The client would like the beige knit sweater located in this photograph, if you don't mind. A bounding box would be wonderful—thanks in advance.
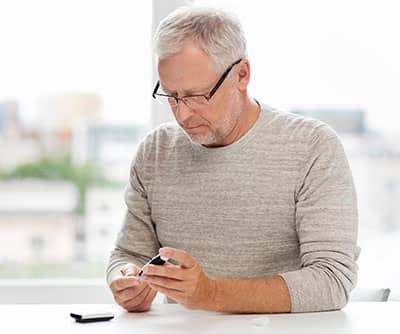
[106,104,360,313]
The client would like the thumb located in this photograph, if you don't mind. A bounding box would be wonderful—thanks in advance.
[120,263,140,276]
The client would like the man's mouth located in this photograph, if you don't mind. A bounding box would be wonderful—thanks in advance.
[183,124,204,130]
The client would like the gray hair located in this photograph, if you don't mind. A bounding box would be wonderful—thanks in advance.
[153,6,247,73]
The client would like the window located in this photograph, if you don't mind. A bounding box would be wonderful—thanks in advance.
[0,0,152,278]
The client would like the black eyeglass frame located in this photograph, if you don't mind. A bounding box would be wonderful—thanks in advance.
[152,58,242,106]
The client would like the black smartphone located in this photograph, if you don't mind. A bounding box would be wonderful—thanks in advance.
[70,312,114,323]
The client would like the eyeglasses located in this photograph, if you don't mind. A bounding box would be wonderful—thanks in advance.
[152,59,242,109]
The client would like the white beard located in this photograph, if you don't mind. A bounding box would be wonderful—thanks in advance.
[185,107,242,146]
[182,91,243,146]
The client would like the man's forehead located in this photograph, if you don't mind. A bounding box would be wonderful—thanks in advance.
[157,45,218,93]
[158,65,217,94]
[160,79,212,94]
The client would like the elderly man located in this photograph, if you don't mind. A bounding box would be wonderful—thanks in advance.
[106,6,359,314]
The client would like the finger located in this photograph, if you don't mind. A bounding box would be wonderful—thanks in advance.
[111,276,143,293]
[118,282,148,304]
[145,276,186,293]
[120,263,141,276]
[148,283,184,302]
[135,288,157,312]
[122,285,151,309]
[159,247,196,269]
[146,289,158,305]
[143,263,184,280]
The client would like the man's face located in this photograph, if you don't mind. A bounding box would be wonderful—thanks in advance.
[157,43,243,147]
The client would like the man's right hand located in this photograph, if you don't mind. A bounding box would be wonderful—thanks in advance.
[109,263,157,312]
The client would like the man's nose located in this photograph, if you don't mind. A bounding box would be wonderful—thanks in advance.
[174,100,194,123]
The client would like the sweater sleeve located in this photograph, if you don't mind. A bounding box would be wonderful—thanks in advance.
[106,141,160,286]
[279,126,360,313]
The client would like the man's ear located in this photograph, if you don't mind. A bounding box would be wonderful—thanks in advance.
[236,59,251,91]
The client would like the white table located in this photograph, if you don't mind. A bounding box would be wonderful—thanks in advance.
[1,302,398,333]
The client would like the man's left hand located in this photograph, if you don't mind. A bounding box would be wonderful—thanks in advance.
[142,247,216,310]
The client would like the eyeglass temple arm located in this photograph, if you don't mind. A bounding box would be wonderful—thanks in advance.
[207,58,242,99]
[152,81,160,99]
